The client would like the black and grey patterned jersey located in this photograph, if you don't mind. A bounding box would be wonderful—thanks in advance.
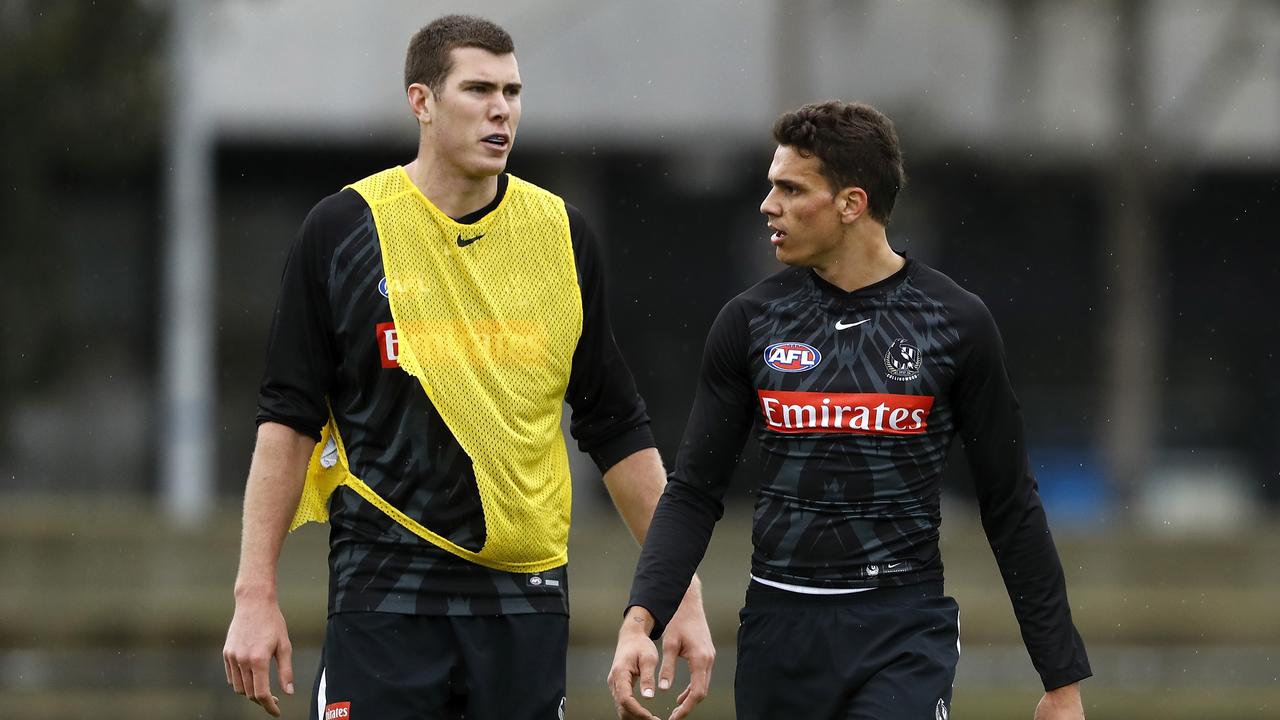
[257,174,654,617]
[628,258,1091,690]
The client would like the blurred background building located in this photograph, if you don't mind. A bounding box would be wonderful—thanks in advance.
[2,0,1278,718]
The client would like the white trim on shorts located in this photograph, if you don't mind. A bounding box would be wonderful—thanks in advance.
[315,668,327,720]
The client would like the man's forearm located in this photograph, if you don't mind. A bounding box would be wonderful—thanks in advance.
[601,446,668,545]
[605,447,706,624]
[234,422,315,599]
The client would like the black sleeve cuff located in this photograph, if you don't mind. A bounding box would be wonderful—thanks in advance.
[1039,662,1093,692]
[587,422,656,473]
[255,410,323,442]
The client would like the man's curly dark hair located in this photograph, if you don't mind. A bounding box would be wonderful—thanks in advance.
[772,101,906,224]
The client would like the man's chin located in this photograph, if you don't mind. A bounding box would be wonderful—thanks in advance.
[774,247,807,268]
[466,153,511,179]
[465,163,508,181]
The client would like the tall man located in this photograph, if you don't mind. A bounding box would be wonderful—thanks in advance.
[609,101,1091,720]
[222,15,712,720]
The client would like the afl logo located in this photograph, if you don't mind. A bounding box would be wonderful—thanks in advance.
[378,277,390,298]
[764,342,822,373]
[885,338,922,381]
[528,575,543,586]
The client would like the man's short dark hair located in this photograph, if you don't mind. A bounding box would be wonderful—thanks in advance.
[405,15,515,92]
[772,101,906,224]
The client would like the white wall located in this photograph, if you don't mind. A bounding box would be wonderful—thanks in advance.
[198,0,1280,161]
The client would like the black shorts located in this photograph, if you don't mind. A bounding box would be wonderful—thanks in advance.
[734,581,959,720]
[310,611,568,720]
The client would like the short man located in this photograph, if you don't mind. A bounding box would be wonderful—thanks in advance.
[222,15,712,720]
[609,101,1091,720]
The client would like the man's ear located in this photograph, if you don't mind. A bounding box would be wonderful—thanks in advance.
[407,83,432,124]
[839,187,869,224]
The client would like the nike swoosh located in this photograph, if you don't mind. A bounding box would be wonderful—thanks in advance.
[456,233,484,247]
[886,562,902,569]
[835,319,870,330]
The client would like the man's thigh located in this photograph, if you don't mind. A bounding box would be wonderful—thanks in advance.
[312,612,460,720]
[734,586,959,720]
[844,596,960,720]
[311,612,568,720]
[450,613,569,720]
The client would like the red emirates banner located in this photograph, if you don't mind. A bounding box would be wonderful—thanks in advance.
[757,390,934,435]
[376,322,399,368]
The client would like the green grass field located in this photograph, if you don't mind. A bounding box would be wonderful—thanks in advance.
[3,497,1278,719]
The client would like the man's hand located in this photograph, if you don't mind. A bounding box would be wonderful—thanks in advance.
[655,580,715,720]
[1034,682,1084,720]
[600,450,715,718]
[223,591,295,717]
[608,607,662,720]
[224,422,312,716]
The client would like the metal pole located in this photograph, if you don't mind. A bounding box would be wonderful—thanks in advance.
[1103,0,1159,516]
[773,0,815,114]
[161,0,215,527]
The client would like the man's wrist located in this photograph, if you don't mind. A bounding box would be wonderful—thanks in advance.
[622,605,656,635]
[1043,682,1082,703]
[233,579,278,603]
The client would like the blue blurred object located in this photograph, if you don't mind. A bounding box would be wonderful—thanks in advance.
[1031,448,1110,529]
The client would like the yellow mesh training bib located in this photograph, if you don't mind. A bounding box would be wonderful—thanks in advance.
[290,168,583,573]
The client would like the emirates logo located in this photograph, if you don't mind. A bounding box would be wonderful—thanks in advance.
[757,390,933,436]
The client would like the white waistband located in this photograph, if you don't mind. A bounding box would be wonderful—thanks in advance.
[750,574,876,595]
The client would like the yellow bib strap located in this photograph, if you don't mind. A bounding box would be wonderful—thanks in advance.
[289,416,350,530]
[291,417,565,572]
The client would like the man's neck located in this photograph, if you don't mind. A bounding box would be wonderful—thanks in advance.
[811,223,905,293]
[403,156,499,220]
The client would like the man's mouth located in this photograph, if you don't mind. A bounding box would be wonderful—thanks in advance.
[769,225,787,244]
[482,134,510,149]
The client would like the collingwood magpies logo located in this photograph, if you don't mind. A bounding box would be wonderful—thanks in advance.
[885,338,923,381]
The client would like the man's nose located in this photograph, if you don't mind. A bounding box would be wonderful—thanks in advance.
[490,95,510,121]
[760,189,779,216]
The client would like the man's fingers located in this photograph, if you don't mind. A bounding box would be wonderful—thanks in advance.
[616,694,660,720]
[667,660,711,720]
[247,660,281,717]
[608,665,658,720]
[228,658,247,695]
[606,666,633,705]
[658,641,677,691]
[668,684,709,720]
[277,641,295,696]
[637,648,659,699]
[687,656,712,698]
